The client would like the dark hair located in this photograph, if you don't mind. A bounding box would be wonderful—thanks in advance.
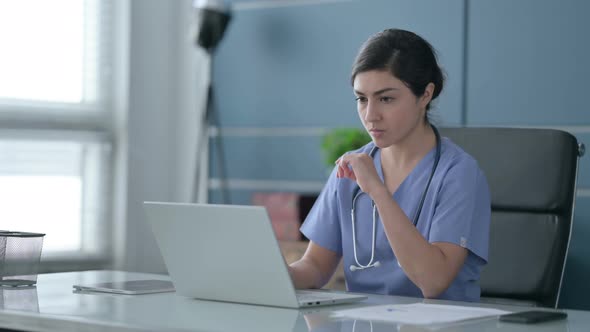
[351,29,445,112]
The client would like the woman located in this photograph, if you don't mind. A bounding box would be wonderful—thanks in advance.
[288,29,490,302]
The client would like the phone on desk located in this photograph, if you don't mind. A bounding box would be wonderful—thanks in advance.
[499,310,568,324]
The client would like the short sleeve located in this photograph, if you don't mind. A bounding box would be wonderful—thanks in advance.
[429,157,491,263]
[300,167,343,255]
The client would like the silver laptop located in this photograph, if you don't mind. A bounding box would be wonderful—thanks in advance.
[143,202,367,308]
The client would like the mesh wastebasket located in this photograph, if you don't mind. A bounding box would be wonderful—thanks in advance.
[0,231,45,287]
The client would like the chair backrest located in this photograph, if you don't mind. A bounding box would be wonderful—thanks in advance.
[440,127,582,308]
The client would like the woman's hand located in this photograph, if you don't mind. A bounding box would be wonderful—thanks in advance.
[336,153,387,198]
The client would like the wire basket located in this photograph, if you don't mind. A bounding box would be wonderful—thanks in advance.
[0,231,45,287]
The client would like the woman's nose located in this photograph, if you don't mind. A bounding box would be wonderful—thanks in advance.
[364,101,380,122]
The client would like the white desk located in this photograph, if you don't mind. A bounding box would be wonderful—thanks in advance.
[0,270,588,332]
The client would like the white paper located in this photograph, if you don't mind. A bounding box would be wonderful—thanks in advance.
[332,303,510,326]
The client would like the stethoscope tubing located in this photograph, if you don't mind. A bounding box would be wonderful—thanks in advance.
[349,124,441,271]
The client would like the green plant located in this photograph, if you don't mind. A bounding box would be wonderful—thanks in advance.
[321,128,371,167]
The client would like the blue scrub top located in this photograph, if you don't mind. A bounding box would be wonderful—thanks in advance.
[300,137,491,302]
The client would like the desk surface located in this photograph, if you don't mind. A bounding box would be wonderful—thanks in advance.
[0,270,588,332]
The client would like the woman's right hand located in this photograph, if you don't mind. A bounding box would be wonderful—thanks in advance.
[336,153,387,198]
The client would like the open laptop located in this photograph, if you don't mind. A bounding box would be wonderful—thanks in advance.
[143,202,367,308]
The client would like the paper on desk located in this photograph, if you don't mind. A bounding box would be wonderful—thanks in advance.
[332,303,509,325]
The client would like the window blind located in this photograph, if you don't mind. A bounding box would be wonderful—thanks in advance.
[0,0,115,265]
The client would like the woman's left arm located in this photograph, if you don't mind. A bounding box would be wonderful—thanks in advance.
[338,153,483,299]
[370,186,468,298]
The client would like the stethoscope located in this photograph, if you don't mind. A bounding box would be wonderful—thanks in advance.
[349,124,441,272]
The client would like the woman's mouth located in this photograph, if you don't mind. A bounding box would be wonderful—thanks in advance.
[369,129,385,138]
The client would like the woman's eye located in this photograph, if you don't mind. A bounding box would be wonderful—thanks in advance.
[355,96,367,103]
[380,96,395,103]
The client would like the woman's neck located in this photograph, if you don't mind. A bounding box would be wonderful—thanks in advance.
[380,123,436,171]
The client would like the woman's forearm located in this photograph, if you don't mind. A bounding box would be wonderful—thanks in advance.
[370,186,466,298]
[289,258,325,289]
[288,241,341,290]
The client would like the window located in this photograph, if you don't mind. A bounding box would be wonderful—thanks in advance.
[0,0,115,266]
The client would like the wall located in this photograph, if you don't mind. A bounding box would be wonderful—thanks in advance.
[466,0,590,311]
[210,0,590,309]
[209,0,465,202]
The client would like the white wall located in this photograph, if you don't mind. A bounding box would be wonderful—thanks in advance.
[113,0,209,273]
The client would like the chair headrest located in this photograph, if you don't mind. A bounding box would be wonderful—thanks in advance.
[440,127,579,213]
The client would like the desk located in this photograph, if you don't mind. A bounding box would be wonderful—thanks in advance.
[0,270,588,332]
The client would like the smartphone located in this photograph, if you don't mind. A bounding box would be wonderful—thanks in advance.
[499,310,568,324]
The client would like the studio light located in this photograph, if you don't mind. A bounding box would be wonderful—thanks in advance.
[193,0,231,53]
[192,0,232,204]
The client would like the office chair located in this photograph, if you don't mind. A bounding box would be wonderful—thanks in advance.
[440,127,585,308]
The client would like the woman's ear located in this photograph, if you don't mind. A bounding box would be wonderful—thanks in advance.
[419,83,435,109]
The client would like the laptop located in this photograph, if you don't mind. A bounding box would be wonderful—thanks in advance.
[143,202,367,308]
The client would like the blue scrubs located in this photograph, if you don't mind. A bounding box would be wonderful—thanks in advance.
[300,137,491,302]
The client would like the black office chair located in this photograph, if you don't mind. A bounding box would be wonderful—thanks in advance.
[440,127,585,308]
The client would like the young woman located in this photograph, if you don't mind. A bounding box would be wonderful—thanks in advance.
[288,29,491,302]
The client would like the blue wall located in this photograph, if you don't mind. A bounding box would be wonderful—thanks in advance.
[210,0,589,310]
[466,0,590,310]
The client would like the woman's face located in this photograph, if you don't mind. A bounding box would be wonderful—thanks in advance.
[353,70,429,149]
